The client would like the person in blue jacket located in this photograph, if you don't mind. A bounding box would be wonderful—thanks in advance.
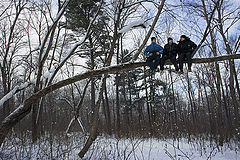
[144,37,164,71]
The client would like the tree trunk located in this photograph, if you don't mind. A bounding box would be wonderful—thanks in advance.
[229,60,240,125]
[89,36,95,111]
[170,71,178,126]
[104,82,111,134]
[144,66,152,127]
[116,39,121,133]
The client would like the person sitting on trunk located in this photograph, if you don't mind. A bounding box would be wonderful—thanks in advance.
[160,37,179,72]
[144,37,163,72]
[178,35,197,73]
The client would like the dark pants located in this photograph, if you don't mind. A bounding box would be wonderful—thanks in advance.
[179,52,192,71]
[160,55,179,71]
[146,53,160,70]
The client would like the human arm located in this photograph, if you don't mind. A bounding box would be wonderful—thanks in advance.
[158,45,164,54]
[144,46,150,57]
[191,41,197,51]
[177,43,182,56]
[162,45,168,57]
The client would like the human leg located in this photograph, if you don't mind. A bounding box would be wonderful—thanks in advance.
[146,56,155,70]
[158,55,164,71]
[186,52,192,71]
[179,53,185,72]
[170,55,179,71]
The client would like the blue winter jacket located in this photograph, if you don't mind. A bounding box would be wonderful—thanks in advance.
[144,42,164,57]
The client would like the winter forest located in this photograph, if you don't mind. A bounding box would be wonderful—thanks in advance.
[0,0,240,159]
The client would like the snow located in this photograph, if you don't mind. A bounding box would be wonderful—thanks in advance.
[0,82,32,108]
[0,32,87,109]
[77,117,86,133]
[38,2,98,85]
[39,0,70,55]
[46,31,89,85]
[2,105,24,123]
[95,75,105,102]
[80,137,239,160]
[118,19,149,34]
[0,92,16,108]
[46,1,100,80]
[0,136,239,159]
[40,40,51,62]
[41,67,56,82]
[66,117,75,134]
[52,0,71,23]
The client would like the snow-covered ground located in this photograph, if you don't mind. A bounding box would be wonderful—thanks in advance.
[0,133,239,160]
[81,137,239,160]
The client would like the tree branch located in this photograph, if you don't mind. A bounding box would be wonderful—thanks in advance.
[133,0,166,60]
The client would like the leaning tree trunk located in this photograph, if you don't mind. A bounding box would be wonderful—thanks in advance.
[0,54,240,146]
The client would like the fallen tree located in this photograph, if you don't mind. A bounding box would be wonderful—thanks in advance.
[0,53,240,145]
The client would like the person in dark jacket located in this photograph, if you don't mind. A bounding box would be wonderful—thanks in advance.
[144,37,164,71]
[178,35,197,72]
[160,37,179,71]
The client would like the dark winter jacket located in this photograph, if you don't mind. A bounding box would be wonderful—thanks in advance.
[163,42,178,57]
[144,42,164,57]
[177,38,197,54]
